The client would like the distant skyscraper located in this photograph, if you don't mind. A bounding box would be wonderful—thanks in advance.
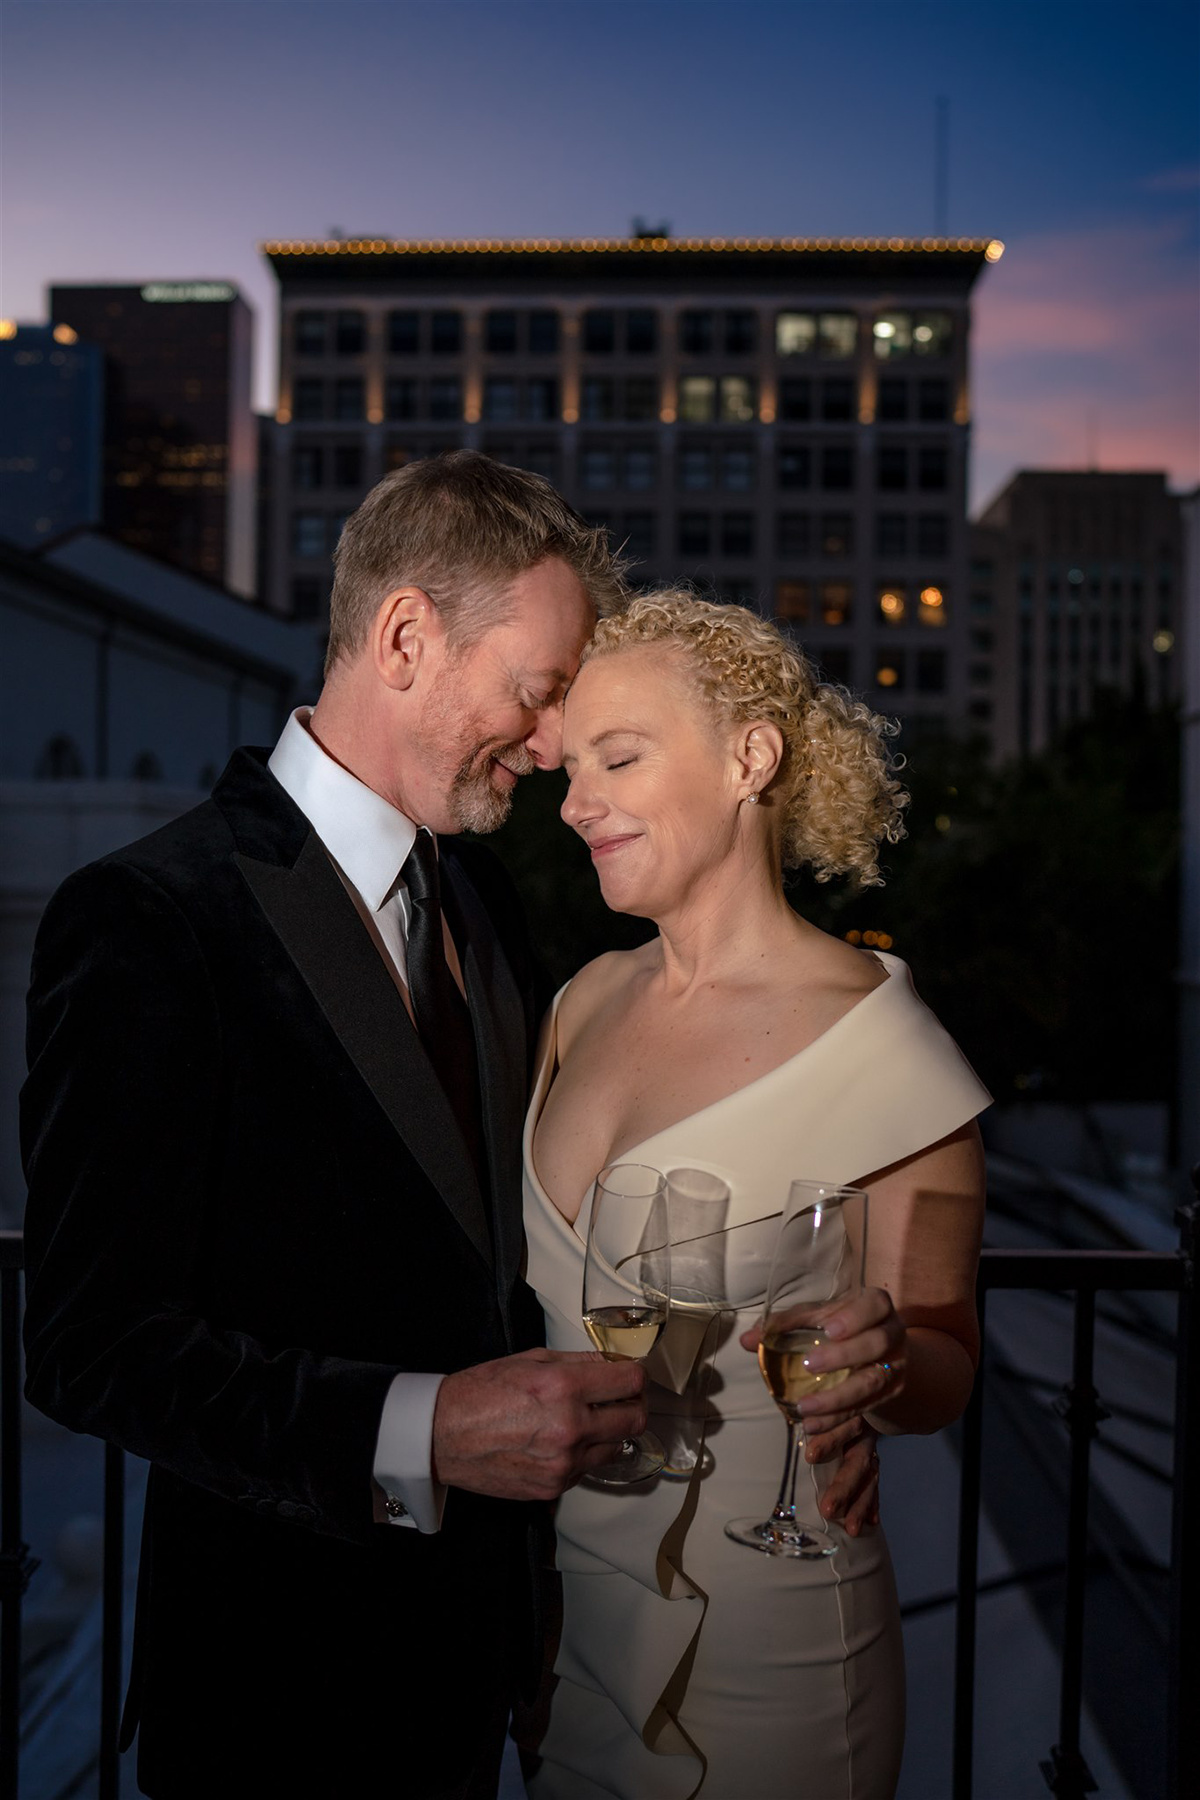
[0,321,103,548]
[48,282,257,597]
[260,233,1002,742]
[970,471,1183,759]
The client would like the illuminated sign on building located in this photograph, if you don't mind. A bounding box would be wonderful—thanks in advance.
[140,283,235,304]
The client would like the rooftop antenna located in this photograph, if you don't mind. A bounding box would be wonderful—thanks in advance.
[934,98,949,236]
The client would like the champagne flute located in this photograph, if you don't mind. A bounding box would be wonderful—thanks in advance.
[725,1179,867,1558]
[582,1163,671,1484]
[659,1168,731,1479]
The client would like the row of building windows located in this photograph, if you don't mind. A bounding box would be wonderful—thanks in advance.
[288,373,956,430]
[292,307,957,363]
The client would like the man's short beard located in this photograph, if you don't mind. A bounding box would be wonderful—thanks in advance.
[446,741,536,833]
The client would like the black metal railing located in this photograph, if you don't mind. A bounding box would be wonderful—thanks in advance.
[2,1210,1196,1800]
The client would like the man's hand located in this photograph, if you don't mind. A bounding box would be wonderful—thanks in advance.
[431,1348,648,1502]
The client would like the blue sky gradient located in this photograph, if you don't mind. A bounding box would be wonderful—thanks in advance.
[4,0,1197,507]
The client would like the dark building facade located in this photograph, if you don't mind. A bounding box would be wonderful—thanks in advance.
[48,282,256,597]
[970,471,1183,759]
[0,321,103,548]
[260,234,1001,740]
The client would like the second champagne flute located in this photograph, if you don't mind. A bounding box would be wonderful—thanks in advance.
[582,1162,671,1484]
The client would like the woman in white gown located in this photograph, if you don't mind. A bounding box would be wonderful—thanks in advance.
[522,592,990,1800]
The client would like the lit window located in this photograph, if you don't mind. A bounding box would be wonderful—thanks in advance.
[388,310,419,355]
[624,377,658,422]
[624,446,656,491]
[821,582,852,626]
[526,377,559,421]
[483,379,519,422]
[817,313,858,359]
[581,448,617,490]
[486,310,517,354]
[679,446,713,490]
[873,313,912,359]
[385,377,418,421]
[879,587,907,625]
[720,377,757,423]
[777,512,811,557]
[776,312,816,357]
[776,580,811,622]
[679,377,716,423]
[584,310,616,354]
[875,655,905,690]
[679,512,712,556]
[582,378,617,422]
[913,312,953,356]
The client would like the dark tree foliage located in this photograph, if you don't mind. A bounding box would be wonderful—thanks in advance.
[484,690,1180,1103]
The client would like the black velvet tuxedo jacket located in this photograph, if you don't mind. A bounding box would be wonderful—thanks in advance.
[21,748,545,1799]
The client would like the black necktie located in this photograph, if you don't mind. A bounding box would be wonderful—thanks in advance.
[401,833,485,1176]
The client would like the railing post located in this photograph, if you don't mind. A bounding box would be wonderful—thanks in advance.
[953,1283,987,1800]
[1,1239,38,1800]
[1041,1289,1103,1797]
[98,1441,126,1800]
[1168,1192,1197,1800]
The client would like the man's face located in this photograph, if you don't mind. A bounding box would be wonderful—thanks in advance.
[412,556,595,834]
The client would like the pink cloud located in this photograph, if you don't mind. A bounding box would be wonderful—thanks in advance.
[971,217,1200,508]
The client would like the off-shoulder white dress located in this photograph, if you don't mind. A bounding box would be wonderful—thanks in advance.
[522,954,991,1800]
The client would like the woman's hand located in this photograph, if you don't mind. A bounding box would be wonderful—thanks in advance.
[739,1284,907,1432]
[806,1418,881,1536]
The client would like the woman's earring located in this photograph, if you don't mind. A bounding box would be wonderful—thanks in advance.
[745,791,759,805]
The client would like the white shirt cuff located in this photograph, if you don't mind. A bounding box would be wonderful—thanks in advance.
[372,1371,447,1533]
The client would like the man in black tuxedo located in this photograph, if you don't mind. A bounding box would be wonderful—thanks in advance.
[21,451,647,1799]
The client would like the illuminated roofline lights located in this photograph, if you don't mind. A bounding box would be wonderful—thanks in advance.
[260,235,1004,258]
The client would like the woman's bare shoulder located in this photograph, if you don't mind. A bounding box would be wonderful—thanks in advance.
[557,943,655,1060]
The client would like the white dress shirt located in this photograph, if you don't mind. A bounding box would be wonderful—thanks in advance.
[269,707,447,1533]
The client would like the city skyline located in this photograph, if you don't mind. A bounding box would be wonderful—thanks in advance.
[3,0,1197,511]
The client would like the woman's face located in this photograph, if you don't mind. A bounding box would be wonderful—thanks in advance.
[560,645,745,917]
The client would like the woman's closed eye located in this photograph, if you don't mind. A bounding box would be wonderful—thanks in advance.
[606,757,638,771]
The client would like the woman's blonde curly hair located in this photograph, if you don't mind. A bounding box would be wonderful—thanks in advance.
[581,590,909,886]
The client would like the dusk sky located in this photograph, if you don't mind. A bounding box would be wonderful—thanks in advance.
[3,0,1197,510]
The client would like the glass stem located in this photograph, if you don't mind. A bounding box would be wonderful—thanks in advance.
[770,1417,801,1526]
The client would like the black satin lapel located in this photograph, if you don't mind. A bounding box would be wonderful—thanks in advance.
[234,834,493,1270]
[442,863,527,1301]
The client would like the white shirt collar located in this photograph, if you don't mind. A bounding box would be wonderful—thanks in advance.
[267,707,424,912]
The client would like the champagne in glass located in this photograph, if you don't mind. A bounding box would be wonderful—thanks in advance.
[726,1180,866,1558]
[582,1163,671,1485]
[658,1167,732,1478]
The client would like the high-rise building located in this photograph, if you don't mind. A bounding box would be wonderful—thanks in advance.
[970,471,1183,760]
[260,234,1002,739]
[48,282,257,597]
[0,321,103,548]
